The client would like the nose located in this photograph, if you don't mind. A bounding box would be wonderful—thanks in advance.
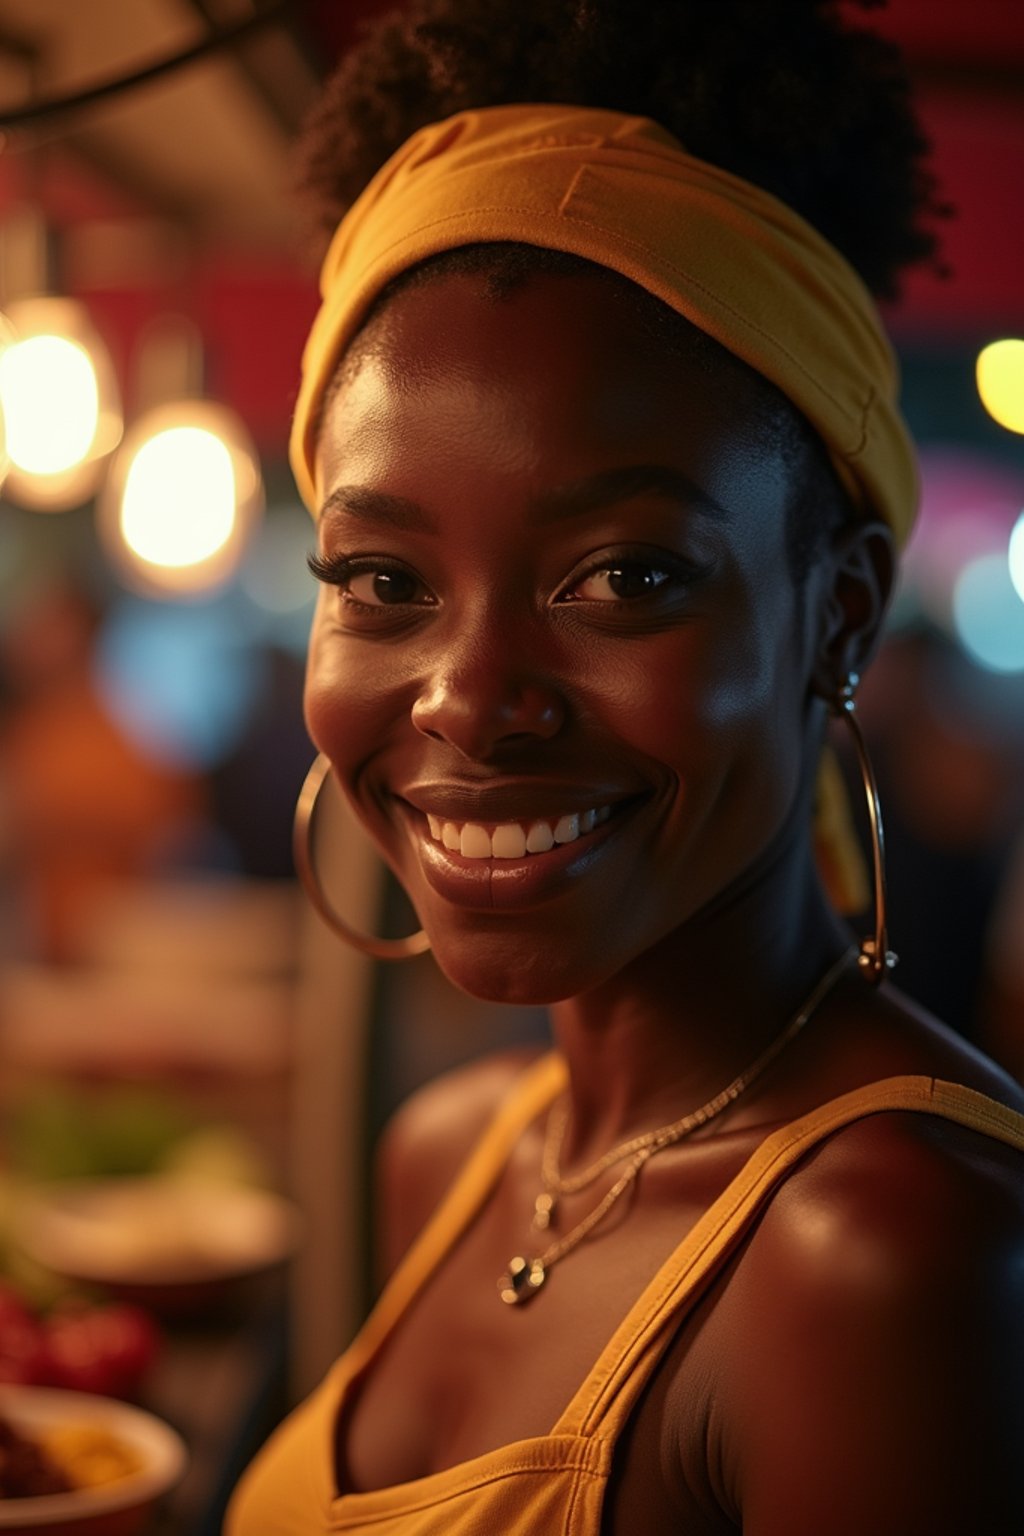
[410,644,566,760]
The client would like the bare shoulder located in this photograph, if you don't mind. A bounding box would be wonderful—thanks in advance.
[710,1095,1024,1533]
[375,1046,548,1275]
[766,1099,1024,1302]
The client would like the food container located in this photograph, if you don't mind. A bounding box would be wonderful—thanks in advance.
[0,1385,186,1535]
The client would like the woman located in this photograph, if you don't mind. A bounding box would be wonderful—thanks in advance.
[227,2,1024,1531]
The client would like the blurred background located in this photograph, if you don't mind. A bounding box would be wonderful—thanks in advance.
[0,1,1021,1529]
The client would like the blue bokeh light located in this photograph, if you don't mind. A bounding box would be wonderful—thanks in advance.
[952,552,1024,674]
[94,594,265,768]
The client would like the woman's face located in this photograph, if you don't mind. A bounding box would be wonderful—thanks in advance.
[307,270,823,1003]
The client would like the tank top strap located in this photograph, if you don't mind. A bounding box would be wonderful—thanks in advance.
[553,1074,1024,1442]
[342,1050,567,1377]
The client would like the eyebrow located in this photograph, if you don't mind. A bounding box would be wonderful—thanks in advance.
[317,464,727,533]
[318,486,437,533]
[532,465,728,524]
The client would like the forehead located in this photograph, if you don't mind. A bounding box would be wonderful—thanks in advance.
[315,269,798,528]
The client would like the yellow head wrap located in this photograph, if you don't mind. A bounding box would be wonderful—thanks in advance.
[292,103,920,912]
[291,102,917,544]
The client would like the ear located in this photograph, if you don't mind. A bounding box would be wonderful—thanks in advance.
[810,519,896,698]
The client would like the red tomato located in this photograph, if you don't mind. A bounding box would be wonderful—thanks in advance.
[43,1302,160,1397]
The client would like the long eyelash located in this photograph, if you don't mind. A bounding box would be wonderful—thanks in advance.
[306,551,433,617]
[307,549,354,585]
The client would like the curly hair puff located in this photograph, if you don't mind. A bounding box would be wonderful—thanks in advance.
[297,0,944,298]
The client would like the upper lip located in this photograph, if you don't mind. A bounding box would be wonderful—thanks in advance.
[398,782,646,823]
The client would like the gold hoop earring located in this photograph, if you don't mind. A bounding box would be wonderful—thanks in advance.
[832,676,896,984]
[293,753,430,962]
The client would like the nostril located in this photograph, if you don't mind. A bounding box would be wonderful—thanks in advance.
[411,678,566,755]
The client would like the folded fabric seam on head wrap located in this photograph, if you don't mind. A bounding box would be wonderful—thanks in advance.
[293,102,921,915]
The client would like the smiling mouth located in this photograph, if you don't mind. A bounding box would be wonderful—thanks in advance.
[423,804,616,860]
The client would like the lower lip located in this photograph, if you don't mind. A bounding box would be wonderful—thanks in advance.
[398,803,640,912]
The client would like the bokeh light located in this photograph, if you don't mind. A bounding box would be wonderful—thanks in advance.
[899,449,1024,631]
[0,334,99,474]
[95,595,264,769]
[100,400,263,598]
[1009,511,1024,605]
[0,297,122,509]
[121,427,236,567]
[952,552,1024,674]
[976,338,1024,435]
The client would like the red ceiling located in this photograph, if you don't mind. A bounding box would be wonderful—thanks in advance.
[13,0,1024,458]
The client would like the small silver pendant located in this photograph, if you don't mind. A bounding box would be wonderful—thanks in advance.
[498,1255,546,1305]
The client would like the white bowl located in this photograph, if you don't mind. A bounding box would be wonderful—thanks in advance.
[19,1177,300,1293]
[0,1385,186,1533]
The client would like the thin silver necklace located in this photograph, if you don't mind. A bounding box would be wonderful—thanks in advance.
[498,948,855,1305]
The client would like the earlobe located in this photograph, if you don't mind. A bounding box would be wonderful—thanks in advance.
[811,519,895,697]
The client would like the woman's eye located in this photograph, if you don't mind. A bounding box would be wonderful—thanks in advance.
[345,567,424,606]
[307,552,433,610]
[566,562,673,603]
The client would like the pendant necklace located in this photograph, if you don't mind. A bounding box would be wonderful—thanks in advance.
[498,947,855,1305]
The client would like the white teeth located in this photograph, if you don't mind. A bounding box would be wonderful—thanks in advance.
[525,821,555,854]
[460,823,492,859]
[492,823,527,859]
[424,804,616,858]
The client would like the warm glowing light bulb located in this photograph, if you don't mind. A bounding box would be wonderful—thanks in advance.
[1009,511,1024,605]
[0,333,99,473]
[101,399,262,597]
[120,427,237,568]
[0,298,121,509]
[976,339,1024,435]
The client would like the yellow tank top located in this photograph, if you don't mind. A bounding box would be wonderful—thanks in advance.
[225,1056,1024,1534]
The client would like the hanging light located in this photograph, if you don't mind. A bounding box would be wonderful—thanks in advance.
[0,204,123,510]
[0,297,123,510]
[98,314,263,597]
[100,397,263,599]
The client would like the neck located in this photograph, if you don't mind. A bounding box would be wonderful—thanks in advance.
[548,837,852,1159]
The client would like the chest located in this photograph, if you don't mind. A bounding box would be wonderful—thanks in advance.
[339,1131,760,1527]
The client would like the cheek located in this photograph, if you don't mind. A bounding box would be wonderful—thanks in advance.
[603,592,807,860]
[607,610,797,770]
[303,601,398,800]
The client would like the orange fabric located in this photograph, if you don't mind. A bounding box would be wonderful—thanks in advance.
[225,1056,1024,1534]
[290,104,917,546]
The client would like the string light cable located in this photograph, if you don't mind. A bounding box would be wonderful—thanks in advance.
[0,1,295,135]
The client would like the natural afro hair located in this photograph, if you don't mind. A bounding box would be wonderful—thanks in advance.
[297,0,944,299]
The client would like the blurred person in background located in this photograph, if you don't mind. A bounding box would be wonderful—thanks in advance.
[0,581,203,963]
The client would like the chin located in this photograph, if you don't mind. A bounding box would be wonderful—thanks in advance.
[426,926,613,1008]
